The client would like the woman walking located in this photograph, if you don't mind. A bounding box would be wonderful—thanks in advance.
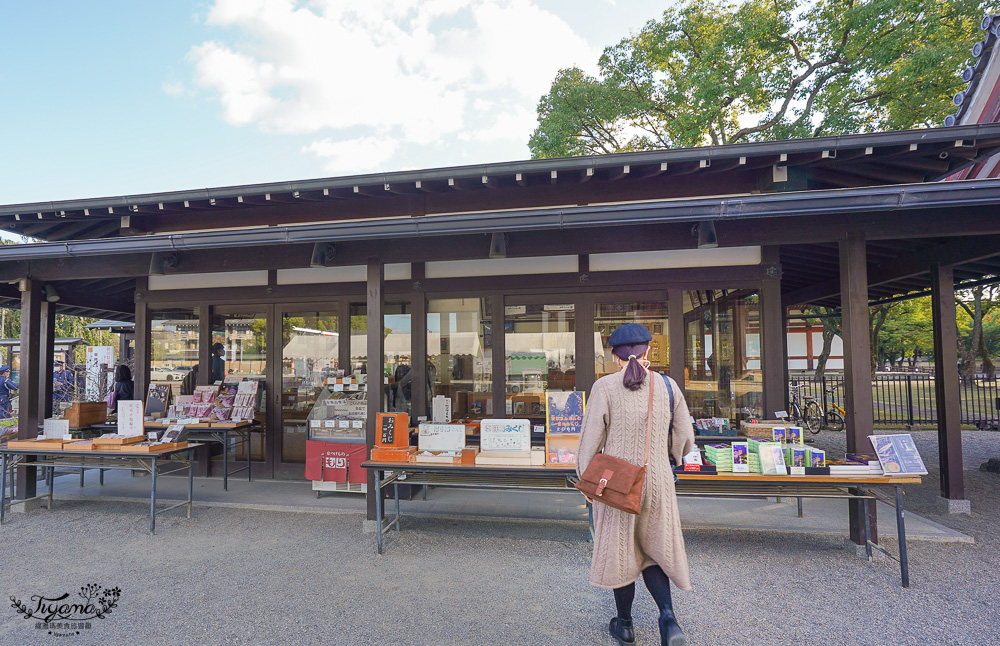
[110,364,134,413]
[577,323,695,645]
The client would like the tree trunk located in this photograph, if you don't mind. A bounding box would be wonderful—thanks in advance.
[870,305,890,379]
[979,331,995,378]
[812,307,841,380]
[962,286,984,378]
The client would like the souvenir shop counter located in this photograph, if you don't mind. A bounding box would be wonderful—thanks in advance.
[0,441,201,534]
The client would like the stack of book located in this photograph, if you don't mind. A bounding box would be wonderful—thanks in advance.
[747,450,761,473]
[704,444,733,472]
[828,460,884,475]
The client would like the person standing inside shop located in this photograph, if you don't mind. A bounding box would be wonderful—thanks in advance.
[0,365,17,419]
[110,364,134,413]
[211,343,226,383]
[577,323,695,646]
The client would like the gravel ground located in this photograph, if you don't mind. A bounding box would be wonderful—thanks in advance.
[0,431,996,646]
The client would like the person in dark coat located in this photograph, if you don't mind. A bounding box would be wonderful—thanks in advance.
[211,343,226,383]
[111,364,134,413]
[0,365,17,419]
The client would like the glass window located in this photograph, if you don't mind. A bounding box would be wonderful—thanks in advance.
[684,290,761,424]
[281,311,339,463]
[151,307,200,402]
[504,303,575,421]
[428,297,492,420]
[595,301,668,380]
[212,311,267,461]
[384,304,412,415]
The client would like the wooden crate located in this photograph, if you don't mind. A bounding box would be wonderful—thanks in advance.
[122,442,189,453]
[7,438,68,450]
[739,420,787,438]
[93,435,144,447]
[370,446,416,462]
[65,402,107,429]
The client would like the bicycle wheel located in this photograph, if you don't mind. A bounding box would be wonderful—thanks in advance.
[803,401,823,434]
[825,410,846,432]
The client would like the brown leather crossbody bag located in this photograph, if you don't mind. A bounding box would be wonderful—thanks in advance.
[574,376,655,515]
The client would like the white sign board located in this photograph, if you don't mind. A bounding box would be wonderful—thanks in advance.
[85,346,115,401]
[479,419,531,452]
[43,418,70,439]
[117,400,145,437]
[418,423,466,452]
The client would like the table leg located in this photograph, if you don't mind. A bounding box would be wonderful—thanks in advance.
[223,431,229,491]
[150,458,158,535]
[79,467,85,487]
[48,465,54,509]
[797,497,803,518]
[1,453,8,525]
[99,469,104,486]
[375,468,384,555]
[862,497,873,561]
[246,431,252,482]
[187,450,194,519]
[394,482,400,531]
[896,485,910,588]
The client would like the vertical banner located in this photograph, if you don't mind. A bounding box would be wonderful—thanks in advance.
[85,346,115,401]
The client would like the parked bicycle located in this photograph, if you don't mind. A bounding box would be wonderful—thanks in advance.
[786,383,822,432]
[785,384,846,434]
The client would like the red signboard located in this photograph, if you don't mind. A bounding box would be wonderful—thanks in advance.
[304,441,367,483]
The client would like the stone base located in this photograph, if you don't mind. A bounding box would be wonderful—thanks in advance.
[8,498,43,514]
[361,519,378,534]
[842,538,888,562]
[936,496,971,515]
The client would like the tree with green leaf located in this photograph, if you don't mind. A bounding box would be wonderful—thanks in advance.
[530,0,986,157]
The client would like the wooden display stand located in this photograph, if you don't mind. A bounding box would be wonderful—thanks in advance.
[544,433,579,466]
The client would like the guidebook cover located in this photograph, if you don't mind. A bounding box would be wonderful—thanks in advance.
[868,434,928,476]
[545,391,585,434]
[731,442,749,472]
[757,442,787,475]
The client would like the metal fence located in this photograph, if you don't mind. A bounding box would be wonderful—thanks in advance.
[789,373,1000,428]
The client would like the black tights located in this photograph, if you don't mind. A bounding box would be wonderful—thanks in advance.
[612,565,673,620]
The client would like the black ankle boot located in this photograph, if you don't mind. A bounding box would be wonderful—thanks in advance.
[608,617,635,645]
[658,608,686,646]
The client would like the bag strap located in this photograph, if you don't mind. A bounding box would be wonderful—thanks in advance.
[643,371,654,467]
[661,373,674,448]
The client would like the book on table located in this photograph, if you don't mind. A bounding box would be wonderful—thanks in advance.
[868,434,927,476]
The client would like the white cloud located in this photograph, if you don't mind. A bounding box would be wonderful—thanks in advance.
[303,136,400,174]
[189,0,596,171]
[162,80,187,97]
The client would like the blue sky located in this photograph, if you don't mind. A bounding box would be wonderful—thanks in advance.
[0,0,669,206]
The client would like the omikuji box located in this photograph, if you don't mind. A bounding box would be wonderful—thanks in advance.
[370,446,417,462]
[376,412,410,448]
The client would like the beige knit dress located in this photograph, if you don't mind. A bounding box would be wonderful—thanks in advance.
[576,371,696,591]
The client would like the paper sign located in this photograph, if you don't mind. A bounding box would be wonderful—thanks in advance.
[334,384,344,392]
[774,410,789,419]
[43,418,70,439]
[338,421,350,429]
[310,420,321,428]
[324,420,337,428]
[351,420,363,429]
[418,423,466,451]
[117,400,146,437]
[479,419,531,452]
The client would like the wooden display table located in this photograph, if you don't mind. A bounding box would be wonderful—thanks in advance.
[0,442,201,533]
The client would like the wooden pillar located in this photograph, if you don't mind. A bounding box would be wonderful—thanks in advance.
[16,279,41,500]
[931,263,964,501]
[38,301,55,419]
[198,305,212,386]
[365,259,384,521]
[133,278,151,398]
[839,232,877,544]
[410,267,428,421]
[668,289,685,390]
[576,293,595,393]
[760,247,786,418]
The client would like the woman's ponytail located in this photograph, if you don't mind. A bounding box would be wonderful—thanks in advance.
[613,344,649,391]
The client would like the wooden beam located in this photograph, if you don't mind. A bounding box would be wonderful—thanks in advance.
[38,301,55,419]
[839,232,876,546]
[783,234,1000,306]
[760,247,786,419]
[931,264,964,501]
[668,288,685,391]
[16,279,41,500]
[365,259,384,522]
[410,266,428,421]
